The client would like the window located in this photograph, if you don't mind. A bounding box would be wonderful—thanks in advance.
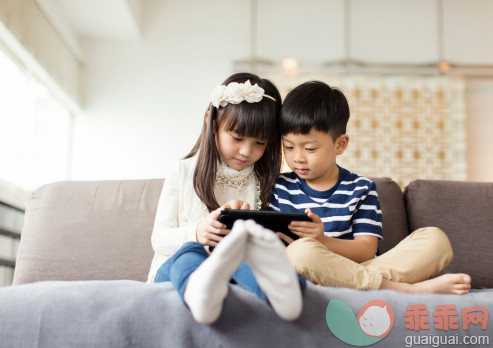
[0,47,73,192]
[0,46,73,286]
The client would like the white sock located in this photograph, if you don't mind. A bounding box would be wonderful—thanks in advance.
[244,219,303,321]
[183,220,248,324]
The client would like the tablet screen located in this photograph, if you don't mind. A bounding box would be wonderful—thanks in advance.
[218,209,311,242]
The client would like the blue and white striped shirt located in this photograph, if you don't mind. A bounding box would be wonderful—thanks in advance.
[269,167,383,241]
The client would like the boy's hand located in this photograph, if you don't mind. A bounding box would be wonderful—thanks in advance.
[288,208,324,241]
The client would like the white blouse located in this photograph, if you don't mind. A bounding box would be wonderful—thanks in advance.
[147,156,260,282]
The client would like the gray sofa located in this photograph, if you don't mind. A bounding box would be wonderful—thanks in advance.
[1,178,492,347]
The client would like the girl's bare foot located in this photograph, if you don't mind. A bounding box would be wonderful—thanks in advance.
[380,273,471,295]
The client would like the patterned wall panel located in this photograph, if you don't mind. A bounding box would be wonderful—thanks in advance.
[269,74,466,188]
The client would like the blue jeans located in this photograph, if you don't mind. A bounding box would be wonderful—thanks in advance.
[155,241,306,303]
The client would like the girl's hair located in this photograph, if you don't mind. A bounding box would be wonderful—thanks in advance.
[185,72,282,211]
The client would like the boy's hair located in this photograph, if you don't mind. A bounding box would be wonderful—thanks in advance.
[185,72,282,211]
[281,81,350,139]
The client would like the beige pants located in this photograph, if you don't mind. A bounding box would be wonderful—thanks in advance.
[285,227,453,290]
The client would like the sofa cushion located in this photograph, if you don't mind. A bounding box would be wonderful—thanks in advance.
[13,179,164,285]
[371,178,409,253]
[2,280,492,346]
[405,179,493,289]
[13,177,407,285]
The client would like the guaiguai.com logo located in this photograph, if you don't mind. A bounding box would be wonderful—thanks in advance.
[326,299,395,346]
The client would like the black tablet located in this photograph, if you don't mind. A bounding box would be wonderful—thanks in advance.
[218,209,311,242]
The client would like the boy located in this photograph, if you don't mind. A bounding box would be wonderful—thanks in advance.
[271,81,471,294]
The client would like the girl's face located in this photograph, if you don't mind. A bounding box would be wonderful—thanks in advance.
[215,125,267,171]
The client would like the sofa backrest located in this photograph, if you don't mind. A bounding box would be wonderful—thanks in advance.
[13,179,164,285]
[371,177,410,254]
[405,179,493,289]
[13,177,408,285]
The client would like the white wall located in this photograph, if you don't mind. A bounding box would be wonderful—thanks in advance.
[73,0,250,180]
[72,0,493,182]
[465,79,493,182]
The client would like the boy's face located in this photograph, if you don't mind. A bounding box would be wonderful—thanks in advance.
[282,128,349,187]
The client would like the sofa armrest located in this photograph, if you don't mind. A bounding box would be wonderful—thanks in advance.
[13,179,164,285]
[405,179,493,289]
[371,177,409,253]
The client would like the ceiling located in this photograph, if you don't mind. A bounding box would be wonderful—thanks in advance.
[40,0,143,40]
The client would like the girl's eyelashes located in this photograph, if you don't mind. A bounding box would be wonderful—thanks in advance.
[306,148,317,152]
[230,133,265,145]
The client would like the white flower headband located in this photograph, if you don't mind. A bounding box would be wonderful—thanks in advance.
[210,80,276,108]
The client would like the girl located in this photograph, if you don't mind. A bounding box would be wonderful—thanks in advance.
[147,73,304,324]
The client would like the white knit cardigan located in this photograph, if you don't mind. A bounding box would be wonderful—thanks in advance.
[147,156,261,282]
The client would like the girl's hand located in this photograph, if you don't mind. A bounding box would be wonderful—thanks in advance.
[276,232,295,245]
[196,207,230,247]
[288,208,325,241]
[222,200,250,210]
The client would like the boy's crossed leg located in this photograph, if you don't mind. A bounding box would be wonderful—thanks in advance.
[365,227,471,294]
[286,229,471,294]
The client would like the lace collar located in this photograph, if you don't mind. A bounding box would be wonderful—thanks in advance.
[195,159,261,221]
[216,160,254,182]
[216,160,261,209]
